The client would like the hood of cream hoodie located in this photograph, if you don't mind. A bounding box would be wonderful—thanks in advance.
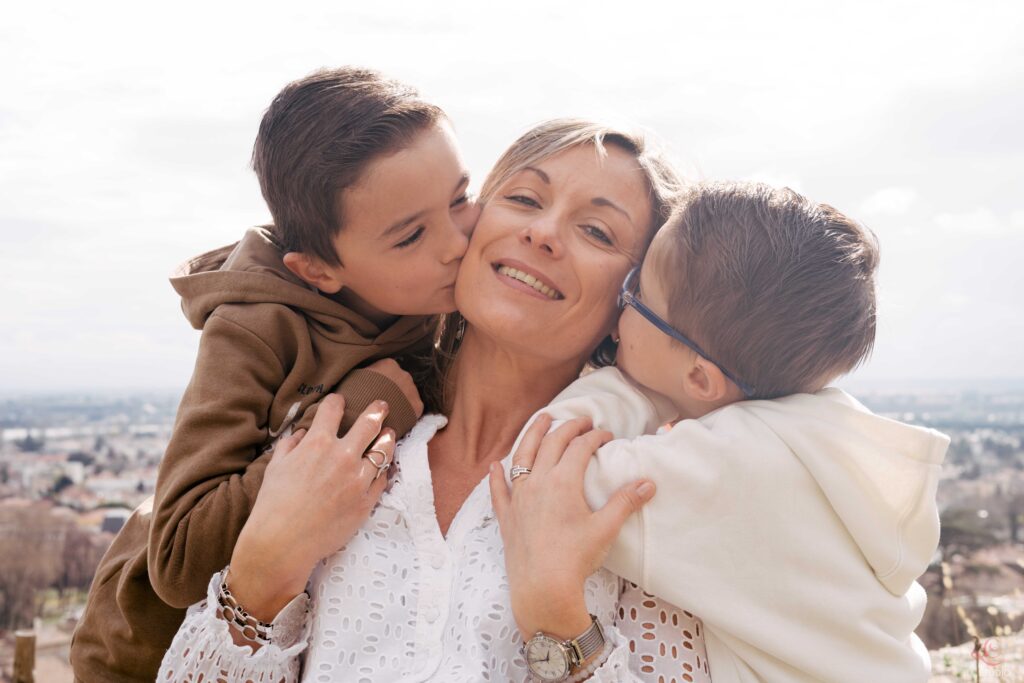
[745,388,948,596]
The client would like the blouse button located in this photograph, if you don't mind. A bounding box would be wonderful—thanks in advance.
[430,555,445,570]
[424,607,440,623]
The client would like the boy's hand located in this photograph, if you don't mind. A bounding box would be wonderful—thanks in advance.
[365,358,424,419]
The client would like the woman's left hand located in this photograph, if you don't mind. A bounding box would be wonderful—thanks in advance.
[488,414,656,640]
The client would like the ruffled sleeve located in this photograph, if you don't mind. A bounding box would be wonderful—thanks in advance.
[157,570,311,683]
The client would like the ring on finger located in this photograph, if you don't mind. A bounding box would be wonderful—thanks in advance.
[364,448,390,469]
[364,448,392,481]
[372,461,391,480]
[509,465,532,482]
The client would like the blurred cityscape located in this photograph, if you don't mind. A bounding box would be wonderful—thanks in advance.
[1,385,1023,680]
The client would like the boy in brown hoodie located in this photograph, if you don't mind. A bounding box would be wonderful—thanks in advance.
[70,67,477,683]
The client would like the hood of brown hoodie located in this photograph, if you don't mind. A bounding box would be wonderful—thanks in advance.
[170,227,435,347]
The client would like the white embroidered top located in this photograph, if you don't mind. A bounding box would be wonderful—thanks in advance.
[158,416,711,682]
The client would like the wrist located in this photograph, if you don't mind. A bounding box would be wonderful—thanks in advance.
[516,591,592,642]
[228,537,311,622]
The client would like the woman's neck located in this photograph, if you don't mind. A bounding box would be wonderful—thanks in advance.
[441,327,585,466]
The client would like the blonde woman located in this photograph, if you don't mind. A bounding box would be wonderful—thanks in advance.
[159,120,712,683]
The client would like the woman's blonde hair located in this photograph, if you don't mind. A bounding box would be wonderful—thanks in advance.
[420,119,684,413]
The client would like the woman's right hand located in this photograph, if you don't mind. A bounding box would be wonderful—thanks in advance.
[227,393,393,621]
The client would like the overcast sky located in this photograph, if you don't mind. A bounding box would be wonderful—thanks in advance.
[1,0,1021,394]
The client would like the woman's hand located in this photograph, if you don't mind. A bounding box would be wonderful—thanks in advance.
[488,414,656,641]
[228,393,393,622]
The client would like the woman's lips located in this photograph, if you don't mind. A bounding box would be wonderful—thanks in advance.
[492,260,564,300]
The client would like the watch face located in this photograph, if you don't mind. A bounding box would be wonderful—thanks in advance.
[526,635,570,681]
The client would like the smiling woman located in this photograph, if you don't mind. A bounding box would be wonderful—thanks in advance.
[155,118,713,682]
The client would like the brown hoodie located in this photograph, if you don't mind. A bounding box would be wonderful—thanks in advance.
[70,228,435,683]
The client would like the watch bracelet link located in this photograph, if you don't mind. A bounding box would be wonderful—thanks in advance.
[568,616,605,666]
[565,641,613,683]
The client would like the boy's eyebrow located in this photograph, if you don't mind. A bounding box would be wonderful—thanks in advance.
[381,174,471,239]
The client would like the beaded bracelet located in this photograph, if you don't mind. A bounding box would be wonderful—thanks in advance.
[218,568,275,645]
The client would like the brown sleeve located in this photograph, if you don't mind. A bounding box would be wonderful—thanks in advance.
[293,367,421,439]
[147,312,284,608]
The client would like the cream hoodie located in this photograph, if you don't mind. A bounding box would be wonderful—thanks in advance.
[530,367,948,683]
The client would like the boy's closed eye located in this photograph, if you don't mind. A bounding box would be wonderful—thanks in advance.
[395,226,426,249]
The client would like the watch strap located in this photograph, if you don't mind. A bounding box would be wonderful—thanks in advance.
[567,616,605,667]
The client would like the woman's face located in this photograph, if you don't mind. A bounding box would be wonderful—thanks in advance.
[455,143,653,365]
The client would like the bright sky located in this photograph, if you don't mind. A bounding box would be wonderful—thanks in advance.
[1,0,1021,393]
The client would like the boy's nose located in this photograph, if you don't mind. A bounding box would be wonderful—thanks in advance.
[441,218,471,265]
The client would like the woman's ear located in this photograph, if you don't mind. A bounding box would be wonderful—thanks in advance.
[681,357,731,403]
[282,252,344,294]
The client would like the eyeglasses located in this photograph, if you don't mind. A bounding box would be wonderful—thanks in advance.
[618,267,757,398]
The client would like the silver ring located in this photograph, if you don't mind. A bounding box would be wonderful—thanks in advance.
[509,465,532,482]
[364,448,391,469]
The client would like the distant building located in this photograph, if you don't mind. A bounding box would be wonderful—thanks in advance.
[100,507,131,534]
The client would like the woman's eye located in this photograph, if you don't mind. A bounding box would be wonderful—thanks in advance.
[395,226,426,249]
[505,194,541,208]
[582,224,613,245]
[451,193,470,208]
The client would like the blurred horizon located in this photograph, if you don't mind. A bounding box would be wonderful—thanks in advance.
[1,0,1021,392]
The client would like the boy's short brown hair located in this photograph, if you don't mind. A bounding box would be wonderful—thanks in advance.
[252,67,444,265]
[657,181,879,399]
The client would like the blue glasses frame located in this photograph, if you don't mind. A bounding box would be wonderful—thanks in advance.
[618,267,757,398]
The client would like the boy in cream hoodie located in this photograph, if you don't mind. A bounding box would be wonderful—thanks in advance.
[531,182,948,682]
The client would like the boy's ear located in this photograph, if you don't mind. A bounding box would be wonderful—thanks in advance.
[282,252,344,294]
[681,358,731,403]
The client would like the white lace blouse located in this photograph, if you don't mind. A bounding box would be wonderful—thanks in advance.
[158,416,712,682]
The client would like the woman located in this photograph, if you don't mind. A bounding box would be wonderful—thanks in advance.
[159,120,712,682]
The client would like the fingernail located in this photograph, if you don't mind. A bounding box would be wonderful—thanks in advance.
[636,482,656,500]
[376,400,389,413]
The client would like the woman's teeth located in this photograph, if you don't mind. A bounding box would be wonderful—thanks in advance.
[496,265,562,300]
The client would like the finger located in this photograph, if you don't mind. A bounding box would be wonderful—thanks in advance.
[488,462,511,527]
[273,428,306,458]
[308,393,346,440]
[338,400,389,460]
[509,413,553,475]
[593,479,657,543]
[360,428,395,492]
[532,416,593,475]
[365,459,389,503]
[562,429,613,481]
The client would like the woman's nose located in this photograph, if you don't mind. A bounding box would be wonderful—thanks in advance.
[519,214,563,257]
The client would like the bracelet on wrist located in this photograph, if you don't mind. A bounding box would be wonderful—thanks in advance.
[217,567,276,645]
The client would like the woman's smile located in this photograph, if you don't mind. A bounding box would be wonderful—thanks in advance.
[493,259,565,300]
